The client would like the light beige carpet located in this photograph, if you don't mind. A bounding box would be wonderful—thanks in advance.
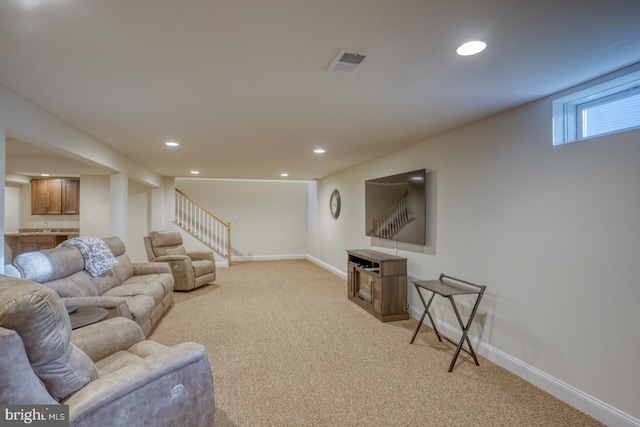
[149,259,602,426]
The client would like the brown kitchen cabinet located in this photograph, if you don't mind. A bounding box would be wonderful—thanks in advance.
[31,179,80,215]
[62,179,80,214]
[18,235,67,254]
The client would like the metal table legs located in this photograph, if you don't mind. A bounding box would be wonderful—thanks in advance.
[410,275,486,372]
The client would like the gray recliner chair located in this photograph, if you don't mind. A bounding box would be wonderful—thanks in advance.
[144,230,216,291]
[0,275,215,426]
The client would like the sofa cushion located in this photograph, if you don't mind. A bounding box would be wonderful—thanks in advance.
[193,259,215,276]
[0,279,98,401]
[13,246,85,283]
[0,328,58,404]
[148,231,188,257]
[94,340,168,376]
[102,236,127,257]
[153,272,174,295]
[106,294,156,327]
[110,254,135,285]
[98,236,136,290]
[34,344,98,401]
[104,280,167,306]
[43,271,101,298]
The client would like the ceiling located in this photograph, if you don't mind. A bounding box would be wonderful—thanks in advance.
[2,0,640,181]
[5,137,113,179]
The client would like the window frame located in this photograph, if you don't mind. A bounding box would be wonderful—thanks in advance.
[552,70,640,146]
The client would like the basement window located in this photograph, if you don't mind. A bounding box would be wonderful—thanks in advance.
[552,70,640,145]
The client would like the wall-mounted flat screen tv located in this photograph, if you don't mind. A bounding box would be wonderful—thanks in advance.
[365,169,427,245]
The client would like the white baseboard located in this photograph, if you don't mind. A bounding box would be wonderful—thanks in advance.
[306,255,347,280]
[221,254,343,272]
[230,254,307,262]
[407,305,640,427]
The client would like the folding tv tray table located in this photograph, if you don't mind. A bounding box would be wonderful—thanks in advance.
[410,274,486,372]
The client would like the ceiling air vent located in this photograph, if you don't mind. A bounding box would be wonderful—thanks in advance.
[328,49,367,74]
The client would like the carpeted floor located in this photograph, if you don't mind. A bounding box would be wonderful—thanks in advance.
[149,259,602,426]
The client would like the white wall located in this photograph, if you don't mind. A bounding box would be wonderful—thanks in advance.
[4,183,20,232]
[80,175,154,262]
[127,179,152,262]
[176,178,310,260]
[79,175,111,238]
[310,69,640,424]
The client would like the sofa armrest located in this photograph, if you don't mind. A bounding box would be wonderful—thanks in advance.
[62,296,132,320]
[71,317,145,362]
[153,257,196,291]
[65,342,215,427]
[187,251,215,262]
[151,254,190,262]
[132,261,172,275]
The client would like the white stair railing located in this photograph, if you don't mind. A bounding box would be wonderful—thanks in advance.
[175,189,231,264]
[370,192,414,240]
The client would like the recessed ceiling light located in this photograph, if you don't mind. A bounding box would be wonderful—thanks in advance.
[165,141,179,147]
[40,173,50,177]
[314,148,326,154]
[456,40,487,56]
[280,173,289,177]
[190,170,199,175]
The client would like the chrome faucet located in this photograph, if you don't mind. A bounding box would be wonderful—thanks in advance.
[43,221,50,233]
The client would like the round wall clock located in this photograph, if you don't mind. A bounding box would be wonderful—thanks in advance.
[330,189,341,219]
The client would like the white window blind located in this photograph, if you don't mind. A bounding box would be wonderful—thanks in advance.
[578,89,640,139]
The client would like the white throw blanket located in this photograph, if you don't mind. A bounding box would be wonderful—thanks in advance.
[59,237,119,277]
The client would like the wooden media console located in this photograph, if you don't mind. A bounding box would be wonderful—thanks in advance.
[346,249,408,322]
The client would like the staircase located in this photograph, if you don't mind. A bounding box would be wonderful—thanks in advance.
[174,189,231,264]
[369,191,414,240]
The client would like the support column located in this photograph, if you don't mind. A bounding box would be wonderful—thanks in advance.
[110,173,128,244]
[150,176,175,231]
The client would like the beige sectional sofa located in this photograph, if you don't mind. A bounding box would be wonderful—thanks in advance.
[9,236,174,337]
[0,275,215,426]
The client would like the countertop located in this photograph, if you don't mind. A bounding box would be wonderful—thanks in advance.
[5,229,80,237]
